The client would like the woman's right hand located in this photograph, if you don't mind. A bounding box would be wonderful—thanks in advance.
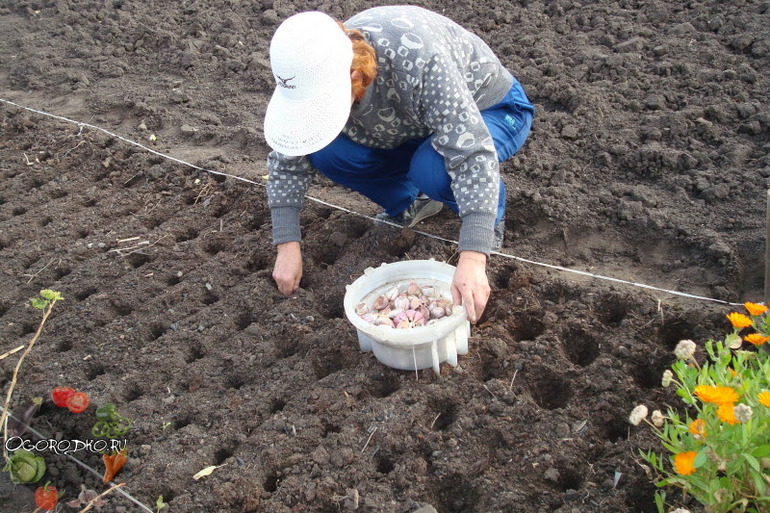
[273,241,303,295]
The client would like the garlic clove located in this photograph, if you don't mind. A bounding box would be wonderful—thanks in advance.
[374,315,394,327]
[373,295,389,310]
[406,282,423,296]
[429,306,445,319]
[394,295,410,311]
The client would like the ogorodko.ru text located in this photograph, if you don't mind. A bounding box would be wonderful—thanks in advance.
[5,437,127,455]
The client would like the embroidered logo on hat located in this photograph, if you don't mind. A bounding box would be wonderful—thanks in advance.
[276,75,296,89]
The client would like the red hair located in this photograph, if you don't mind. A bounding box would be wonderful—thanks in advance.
[338,22,377,102]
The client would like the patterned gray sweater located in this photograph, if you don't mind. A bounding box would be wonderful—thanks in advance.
[267,5,514,254]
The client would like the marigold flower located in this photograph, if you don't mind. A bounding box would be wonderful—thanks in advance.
[694,385,739,405]
[744,333,770,346]
[726,312,752,329]
[674,339,696,360]
[661,370,674,387]
[688,418,707,437]
[673,451,697,475]
[628,404,648,426]
[717,403,739,425]
[744,302,768,316]
[733,404,753,423]
[758,391,770,407]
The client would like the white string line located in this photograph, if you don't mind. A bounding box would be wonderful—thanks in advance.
[1,97,746,307]
[1,405,154,512]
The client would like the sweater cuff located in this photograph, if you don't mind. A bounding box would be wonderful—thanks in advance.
[458,211,496,255]
[270,206,302,246]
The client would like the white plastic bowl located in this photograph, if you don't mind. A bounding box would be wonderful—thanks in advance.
[343,260,471,374]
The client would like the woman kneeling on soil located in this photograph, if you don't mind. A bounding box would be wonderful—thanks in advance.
[263,6,534,323]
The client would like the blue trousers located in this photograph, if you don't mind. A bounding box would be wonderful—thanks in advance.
[308,81,534,225]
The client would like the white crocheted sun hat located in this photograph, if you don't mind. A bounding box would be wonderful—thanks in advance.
[264,11,354,157]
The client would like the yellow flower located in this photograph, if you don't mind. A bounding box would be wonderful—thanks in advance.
[759,391,770,407]
[688,418,707,437]
[744,302,768,316]
[744,333,770,346]
[673,451,698,475]
[694,385,739,405]
[717,403,739,425]
[726,312,752,329]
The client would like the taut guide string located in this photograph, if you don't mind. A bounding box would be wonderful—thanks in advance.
[0,97,748,307]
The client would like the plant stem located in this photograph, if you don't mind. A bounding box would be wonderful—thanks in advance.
[0,299,58,459]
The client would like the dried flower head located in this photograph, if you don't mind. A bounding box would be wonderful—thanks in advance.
[744,333,770,346]
[716,403,739,425]
[674,339,696,360]
[651,410,665,427]
[661,370,673,387]
[733,403,753,423]
[694,385,739,405]
[673,451,697,475]
[726,312,753,329]
[628,404,648,426]
[670,509,692,513]
[759,391,770,408]
[688,418,707,438]
[743,302,768,317]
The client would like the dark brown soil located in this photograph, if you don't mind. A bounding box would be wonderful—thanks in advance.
[1,1,768,512]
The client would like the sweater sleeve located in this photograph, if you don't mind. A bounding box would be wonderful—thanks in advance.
[416,53,500,255]
[266,151,314,245]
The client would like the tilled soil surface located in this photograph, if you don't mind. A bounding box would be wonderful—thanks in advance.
[1,1,768,512]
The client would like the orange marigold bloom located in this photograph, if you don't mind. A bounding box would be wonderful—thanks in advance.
[717,403,739,425]
[726,312,752,329]
[759,391,770,408]
[673,451,698,475]
[744,302,768,317]
[744,333,770,346]
[694,385,739,405]
[688,418,707,437]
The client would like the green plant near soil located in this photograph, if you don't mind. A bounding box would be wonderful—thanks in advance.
[630,302,770,513]
[1,290,63,482]
[92,403,131,438]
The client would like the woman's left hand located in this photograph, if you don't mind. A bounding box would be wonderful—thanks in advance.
[451,251,491,324]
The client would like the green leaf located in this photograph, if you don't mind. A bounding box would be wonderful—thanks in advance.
[30,297,47,310]
[743,453,761,473]
[751,445,770,458]
[654,491,666,513]
[39,289,63,301]
[694,449,709,468]
[750,473,766,498]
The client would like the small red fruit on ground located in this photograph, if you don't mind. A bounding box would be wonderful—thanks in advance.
[66,392,90,413]
[51,386,75,407]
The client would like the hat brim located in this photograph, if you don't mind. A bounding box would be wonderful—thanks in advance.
[264,79,352,157]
